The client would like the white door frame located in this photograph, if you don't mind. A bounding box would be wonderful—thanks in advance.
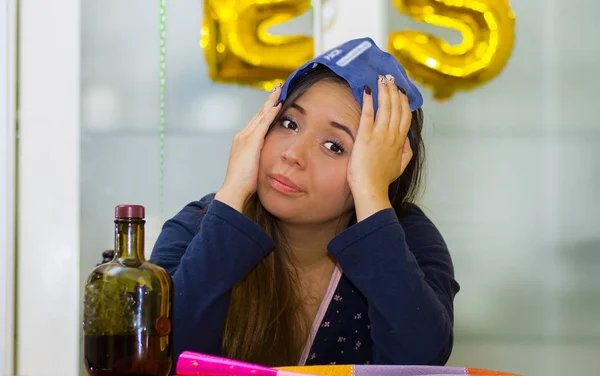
[17,0,81,375]
[1,0,17,374]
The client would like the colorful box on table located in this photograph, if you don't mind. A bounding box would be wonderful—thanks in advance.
[176,351,521,376]
[279,364,520,376]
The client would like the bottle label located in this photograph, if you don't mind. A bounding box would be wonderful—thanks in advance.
[155,316,172,336]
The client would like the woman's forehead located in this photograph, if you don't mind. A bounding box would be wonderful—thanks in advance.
[295,81,361,119]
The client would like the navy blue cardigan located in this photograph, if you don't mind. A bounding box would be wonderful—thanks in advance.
[149,194,459,366]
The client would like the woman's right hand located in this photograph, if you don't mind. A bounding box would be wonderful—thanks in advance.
[214,84,283,213]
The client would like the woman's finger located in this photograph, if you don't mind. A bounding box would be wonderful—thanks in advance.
[357,85,375,137]
[243,83,283,134]
[385,75,402,136]
[374,75,391,132]
[255,100,282,138]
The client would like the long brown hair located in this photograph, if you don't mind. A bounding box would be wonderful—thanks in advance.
[221,66,426,366]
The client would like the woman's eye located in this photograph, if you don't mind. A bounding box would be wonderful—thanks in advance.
[281,119,298,131]
[324,141,345,154]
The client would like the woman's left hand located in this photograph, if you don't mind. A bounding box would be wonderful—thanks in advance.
[347,74,413,220]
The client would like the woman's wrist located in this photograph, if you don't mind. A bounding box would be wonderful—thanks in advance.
[350,184,392,222]
[214,187,248,214]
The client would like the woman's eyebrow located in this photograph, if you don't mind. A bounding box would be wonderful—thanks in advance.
[291,103,355,141]
[330,121,355,142]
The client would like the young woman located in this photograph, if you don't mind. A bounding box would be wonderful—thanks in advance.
[150,37,460,368]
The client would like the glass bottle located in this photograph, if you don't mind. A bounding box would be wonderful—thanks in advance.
[97,250,115,266]
[83,205,173,376]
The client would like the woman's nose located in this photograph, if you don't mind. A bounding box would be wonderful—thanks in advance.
[281,140,308,169]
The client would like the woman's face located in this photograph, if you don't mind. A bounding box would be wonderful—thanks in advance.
[257,79,361,226]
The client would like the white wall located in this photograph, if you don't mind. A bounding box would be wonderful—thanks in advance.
[1,0,17,374]
[17,0,81,375]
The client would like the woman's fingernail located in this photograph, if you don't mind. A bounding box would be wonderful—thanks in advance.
[386,74,395,82]
[273,100,282,107]
[378,75,386,84]
[271,83,282,92]
[364,85,372,95]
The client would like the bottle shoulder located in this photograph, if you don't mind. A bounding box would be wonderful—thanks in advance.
[85,261,171,292]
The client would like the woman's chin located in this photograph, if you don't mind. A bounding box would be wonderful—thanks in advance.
[258,190,302,221]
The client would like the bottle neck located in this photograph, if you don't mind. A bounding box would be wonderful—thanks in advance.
[114,219,146,263]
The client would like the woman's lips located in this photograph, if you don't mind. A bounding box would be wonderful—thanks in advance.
[268,175,303,194]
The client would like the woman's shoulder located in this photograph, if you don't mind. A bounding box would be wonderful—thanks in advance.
[397,203,436,226]
[165,193,217,232]
[197,193,216,208]
[397,203,447,244]
[178,193,216,212]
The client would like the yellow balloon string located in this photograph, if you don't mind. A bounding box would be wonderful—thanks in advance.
[159,0,166,218]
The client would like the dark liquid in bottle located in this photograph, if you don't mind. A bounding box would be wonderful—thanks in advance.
[84,334,171,376]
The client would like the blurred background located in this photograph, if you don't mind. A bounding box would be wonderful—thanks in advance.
[1,0,599,375]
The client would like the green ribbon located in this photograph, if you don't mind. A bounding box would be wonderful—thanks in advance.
[159,0,166,218]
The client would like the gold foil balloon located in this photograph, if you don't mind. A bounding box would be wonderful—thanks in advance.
[388,0,516,100]
[201,0,313,91]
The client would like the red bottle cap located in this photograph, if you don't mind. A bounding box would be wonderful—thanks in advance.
[115,205,145,219]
